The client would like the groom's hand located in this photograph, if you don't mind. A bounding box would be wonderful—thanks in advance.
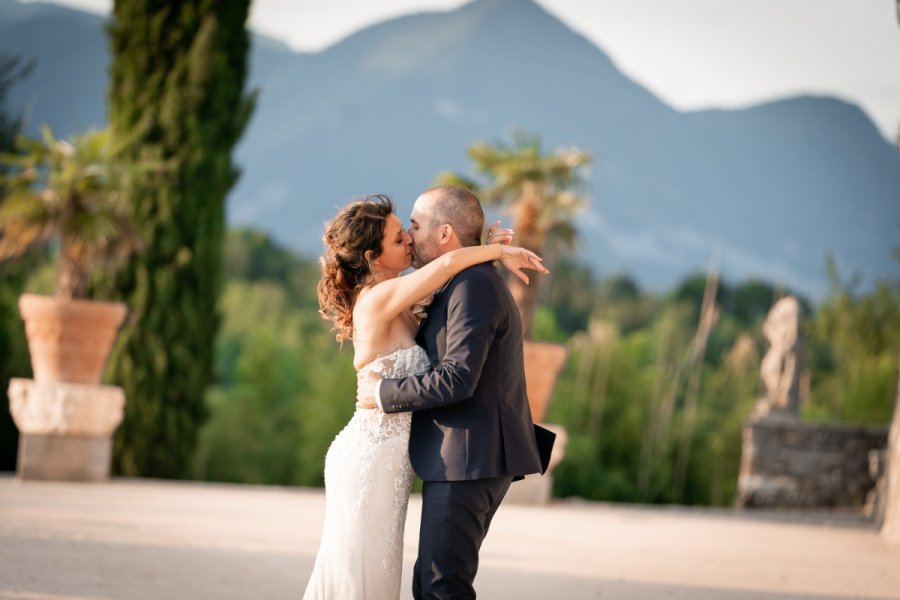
[356,369,382,410]
[486,220,514,245]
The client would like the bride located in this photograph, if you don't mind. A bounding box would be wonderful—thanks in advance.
[303,194,545,599]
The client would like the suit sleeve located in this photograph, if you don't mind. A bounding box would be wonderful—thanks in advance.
[379,269,500,413]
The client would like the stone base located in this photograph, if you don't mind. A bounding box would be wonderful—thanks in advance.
[17,433,113,481]
[8,378,125,436]
[736,415,888,510]
[8,378,125,483]
[505,472,555,505]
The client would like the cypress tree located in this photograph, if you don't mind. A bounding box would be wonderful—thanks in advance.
[106,1,255,477]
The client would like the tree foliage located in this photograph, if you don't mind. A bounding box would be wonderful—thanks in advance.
[544,261,896,506]
[802,258,900,425]
[105,0,255,478]
[194,229,355,486]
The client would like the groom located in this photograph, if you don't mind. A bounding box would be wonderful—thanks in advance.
[357,185,554,599]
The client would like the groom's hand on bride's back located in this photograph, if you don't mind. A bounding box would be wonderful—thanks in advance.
[356,369,382,410]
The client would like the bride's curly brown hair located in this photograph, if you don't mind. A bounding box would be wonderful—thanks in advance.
[317,194,395,342]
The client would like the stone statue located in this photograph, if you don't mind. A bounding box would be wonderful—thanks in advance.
[755,296,803,417]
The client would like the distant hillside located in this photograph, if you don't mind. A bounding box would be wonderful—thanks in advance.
[2,0,898,299]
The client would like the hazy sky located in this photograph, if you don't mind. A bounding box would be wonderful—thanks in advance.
[29,0,900,142]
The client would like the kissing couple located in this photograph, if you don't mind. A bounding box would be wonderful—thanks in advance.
[304,186,556,599]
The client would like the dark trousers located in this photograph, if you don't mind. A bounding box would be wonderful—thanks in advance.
[412,476,513,600]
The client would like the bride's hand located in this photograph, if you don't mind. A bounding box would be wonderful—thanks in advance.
[486,220,514,245]
[497,246,549,284]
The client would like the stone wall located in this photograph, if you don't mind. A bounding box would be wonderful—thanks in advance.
[736,415,888,509]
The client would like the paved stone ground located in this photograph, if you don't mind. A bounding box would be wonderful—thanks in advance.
[0,475,898,600]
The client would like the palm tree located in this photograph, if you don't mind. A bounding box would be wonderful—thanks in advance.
[437,131,591,338]
[0,127,140,299]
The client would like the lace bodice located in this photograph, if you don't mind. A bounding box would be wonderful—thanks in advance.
[359,344,430,379]
[352,344,430,442]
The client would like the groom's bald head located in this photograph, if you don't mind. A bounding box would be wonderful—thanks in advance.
[417,186,484,248]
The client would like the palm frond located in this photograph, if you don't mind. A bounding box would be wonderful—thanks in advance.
[0,126,143,297]
[433,170,480,191]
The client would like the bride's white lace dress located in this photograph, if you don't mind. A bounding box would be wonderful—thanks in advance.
[303,345,430,600]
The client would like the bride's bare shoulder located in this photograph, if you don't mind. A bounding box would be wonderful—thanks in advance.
[353,281,384,315]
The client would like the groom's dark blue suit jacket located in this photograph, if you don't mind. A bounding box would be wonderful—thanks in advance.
[379,262,548,482]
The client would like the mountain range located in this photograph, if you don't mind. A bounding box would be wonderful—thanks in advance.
[2,0,898,300]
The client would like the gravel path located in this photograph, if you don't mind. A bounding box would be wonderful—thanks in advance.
[0,476,897,599]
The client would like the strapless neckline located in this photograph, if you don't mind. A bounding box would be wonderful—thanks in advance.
[359,344,423,372]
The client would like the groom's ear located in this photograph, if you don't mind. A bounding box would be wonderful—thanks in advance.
[439,224,455,244]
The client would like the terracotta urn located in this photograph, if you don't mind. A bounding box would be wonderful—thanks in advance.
[523,340,568,422]
[18,293,128,385]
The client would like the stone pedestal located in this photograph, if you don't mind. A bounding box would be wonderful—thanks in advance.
[17,434,114,481]
[8,378,125,481]
[505,423,568,505]
[735,414,887,510]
